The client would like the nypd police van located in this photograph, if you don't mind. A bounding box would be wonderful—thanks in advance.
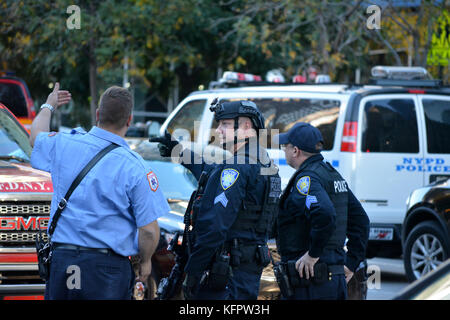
[159,66,450,259]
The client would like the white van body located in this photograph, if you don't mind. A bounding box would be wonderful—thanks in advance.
[160,79,450,258]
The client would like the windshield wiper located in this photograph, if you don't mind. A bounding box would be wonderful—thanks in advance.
[0,155,28,163]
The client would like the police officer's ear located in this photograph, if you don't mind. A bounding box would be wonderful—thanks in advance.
[126,114,133,128]
[292,146,302,158]
[239,117,255,135]
[95,108,100,125]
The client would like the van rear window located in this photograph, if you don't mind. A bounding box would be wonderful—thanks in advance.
[361,98,419,153]
[423,99,450,154]
[220,98,341,150]
[0,83,28,117]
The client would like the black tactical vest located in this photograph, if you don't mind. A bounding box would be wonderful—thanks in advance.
[308,160,349,251]
[277,158,348,260]
[231,167,281,236]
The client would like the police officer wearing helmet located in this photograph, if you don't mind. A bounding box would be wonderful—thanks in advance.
[152,99,281,300]
[274,122,369,300]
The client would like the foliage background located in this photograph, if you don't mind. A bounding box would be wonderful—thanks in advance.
[1,0,449,128]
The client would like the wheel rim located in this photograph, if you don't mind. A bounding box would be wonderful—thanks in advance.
[410,233,445,280]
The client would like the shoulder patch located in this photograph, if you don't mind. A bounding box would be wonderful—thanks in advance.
[221,168,239,190]
[147,171,159,192]
[48,132,58,137]
[296,176,311,195]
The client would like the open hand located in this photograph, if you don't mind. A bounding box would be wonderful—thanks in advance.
[45,82,71,109]
[295,251,319,280]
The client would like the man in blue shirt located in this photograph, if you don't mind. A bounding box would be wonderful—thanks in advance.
[30,83,169,299]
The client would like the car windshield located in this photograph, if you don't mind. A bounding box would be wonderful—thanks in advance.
[0,109,31,162]
[144,160,197,200]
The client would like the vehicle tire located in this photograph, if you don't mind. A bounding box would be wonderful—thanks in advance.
[403,220,449,282]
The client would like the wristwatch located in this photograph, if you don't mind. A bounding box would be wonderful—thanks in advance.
[40,103,55,112]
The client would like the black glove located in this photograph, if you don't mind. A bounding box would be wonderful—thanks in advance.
[149,130,180,157]
[182,273,201,300]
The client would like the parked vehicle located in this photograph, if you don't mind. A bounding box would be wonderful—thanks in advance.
[402,178,450,282]
[394,258,450,300]
[159,66,450,260]
[0,77,35,131]
[0,103,50,300]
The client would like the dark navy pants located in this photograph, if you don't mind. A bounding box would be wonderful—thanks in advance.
[284,274,347,300]
[193,268,262,300]
[44,247,135,300]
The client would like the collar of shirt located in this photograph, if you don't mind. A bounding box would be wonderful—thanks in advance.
[88,126,130,149]
[233,136,270,164]
[297,153,324,173]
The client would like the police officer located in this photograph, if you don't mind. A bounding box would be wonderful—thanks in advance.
[152,100,281,300]
[275,122,369,300]
[30,84,169,299]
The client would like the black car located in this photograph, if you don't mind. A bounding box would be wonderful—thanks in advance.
[402,178,450,282]
[394,258,450,300]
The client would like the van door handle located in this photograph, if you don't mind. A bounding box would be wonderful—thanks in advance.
[360,199,388,206]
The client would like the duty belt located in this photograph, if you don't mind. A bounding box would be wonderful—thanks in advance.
[286,261,345,288]
[53,243,119,256]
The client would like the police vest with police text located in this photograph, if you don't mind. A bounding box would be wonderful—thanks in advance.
[277,159,348,259]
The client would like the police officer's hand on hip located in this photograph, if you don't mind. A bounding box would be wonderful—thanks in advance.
[274,122,370,300]
[296,251,319,280]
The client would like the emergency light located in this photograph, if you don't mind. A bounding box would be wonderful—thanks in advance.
[371,66,430,80]
[220,71,262,83]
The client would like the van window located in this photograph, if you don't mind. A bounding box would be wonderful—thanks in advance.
[423,99,450,154]
[361,99,419,153]
[0,83,28,117]
[217,98,341,150]
[167,99,206,141]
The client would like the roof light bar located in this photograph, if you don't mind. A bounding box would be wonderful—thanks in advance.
[265,70,285,83]
[292,75,307,83]
[371,66,430,80]
[220,71,262,83]
[315,74,331,83]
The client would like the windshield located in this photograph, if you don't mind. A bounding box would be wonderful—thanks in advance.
[145,160,197,200]
[215,97,341,150]
[0,82,28,117]
[0,109,31,161]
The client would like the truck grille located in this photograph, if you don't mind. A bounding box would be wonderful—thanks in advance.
[0,202,50,246]
[0,232,48,243]
[0,204,50,215]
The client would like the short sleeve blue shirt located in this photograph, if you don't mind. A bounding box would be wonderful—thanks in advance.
[30,126,170,256]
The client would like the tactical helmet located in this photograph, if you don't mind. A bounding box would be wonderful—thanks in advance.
[209,98,265,130]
